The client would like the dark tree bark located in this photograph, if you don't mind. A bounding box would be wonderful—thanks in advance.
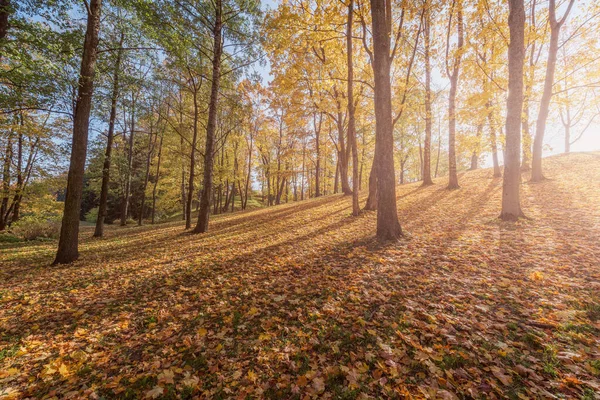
[94,32,123,237]
[54,0,102,264]
[193,0,222,234]
[445,0,464,190]
[347,0,359,216]
[500,0,525,221]
[531,0,574,182]
[370,0,402,241]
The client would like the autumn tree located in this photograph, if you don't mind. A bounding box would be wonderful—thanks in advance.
[531,0,575,182]
[500,0,525,221]
[370,0,402,240]
[54,0,102,264]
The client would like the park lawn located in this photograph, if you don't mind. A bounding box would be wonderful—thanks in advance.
[1,152,600,399]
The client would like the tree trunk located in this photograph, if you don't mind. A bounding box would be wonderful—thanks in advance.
[139,116,155,226]
[151,131,164,224]
[347,0,359,215]
[447,2,463,190]
[186,88,200,229]
[11,125,22,223]
[0,129,12,231]
[193,0,222,234]
[500,0,525,221]
[120,92,135,226]
[487,102,502,177]
[94,33,123,237]
[363,155,377,210]
[531,0,574,182]
[422,2,433,185]
[54,0,102,264]
[314,112,321,197]
[371,0,402,240]
[180,113,186,220]
[470,124,482,170]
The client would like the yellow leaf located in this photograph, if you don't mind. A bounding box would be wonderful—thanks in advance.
[59,363,69,378]
[247,370,258,382]
[198,328,208,337]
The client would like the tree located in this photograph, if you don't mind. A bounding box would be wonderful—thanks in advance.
[347,0,359,216]
[94,31,124,238]
[54,0,102,264]
[531,0,575,182]
[370,0,402,241]
[421,0,433,186]
[500,0,525,221]
[444,0,464,189]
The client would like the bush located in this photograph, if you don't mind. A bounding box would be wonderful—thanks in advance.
[0,232,21,243]
[111,217,138,226]
[10,215,61,241]
[85,207,99,223]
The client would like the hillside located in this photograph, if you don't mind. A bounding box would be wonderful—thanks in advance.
[1,153,600,399]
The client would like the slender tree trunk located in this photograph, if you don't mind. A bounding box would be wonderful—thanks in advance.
[151,131,163,224]
[120,92,135,226]
[180,111,186,220]
[446,2,464,190]
[487,101,502,177]
[194,0,222,234]
[314,113,321,197]
[244,135,252,209]
[470,124,482,170]
[531,0,574,182]
[363,155,377,210]
[521,0,536,171]
[563,106,571,153]
[336,108,351,195]
[422,2,433,185]
[500,0,525,221]
[301,143,306,200]
[94,33,123,237]
[0,129,12,231]
[333,157,339,194]
[347,0,359,215]
[371,0,402,240]
[139,117,155,226]
[11,125,22,223]
[186,88,199,229]
[54,0,102,264]
[435,125,441,178]
[521,99,532,173]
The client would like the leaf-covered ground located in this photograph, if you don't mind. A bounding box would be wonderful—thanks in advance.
[1,153,600,400]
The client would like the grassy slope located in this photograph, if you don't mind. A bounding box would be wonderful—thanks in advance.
[1,153,600,399]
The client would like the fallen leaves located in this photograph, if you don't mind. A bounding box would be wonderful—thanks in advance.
[1,154,599,398]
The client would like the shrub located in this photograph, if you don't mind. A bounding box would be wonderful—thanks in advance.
[85,207,99,223]
[11,215,61,241]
